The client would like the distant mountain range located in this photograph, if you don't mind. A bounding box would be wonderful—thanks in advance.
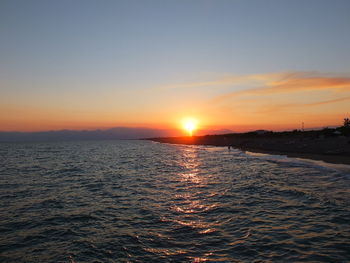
[0,127,234,142]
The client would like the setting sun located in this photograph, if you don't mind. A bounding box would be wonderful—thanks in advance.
[183,119,197,136]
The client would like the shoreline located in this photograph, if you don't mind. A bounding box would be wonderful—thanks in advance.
[240,148,350,165]
[148,135,350,165]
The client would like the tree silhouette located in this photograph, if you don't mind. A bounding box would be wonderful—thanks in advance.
[344,118,350,127]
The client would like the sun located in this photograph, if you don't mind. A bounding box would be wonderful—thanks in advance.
[183,119,197,136]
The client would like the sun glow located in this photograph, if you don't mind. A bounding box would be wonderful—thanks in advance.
[183,119,197,136]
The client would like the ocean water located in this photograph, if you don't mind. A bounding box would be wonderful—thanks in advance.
[0,140,350,262]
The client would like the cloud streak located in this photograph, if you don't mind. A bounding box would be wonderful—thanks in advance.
[305,96,350,106]
[211,71,350,103]
[256,96,350,114]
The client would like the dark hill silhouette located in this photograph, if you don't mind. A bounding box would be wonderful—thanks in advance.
[0,127,175,142]
[0,127,234,142]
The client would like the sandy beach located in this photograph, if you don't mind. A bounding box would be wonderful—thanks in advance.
[148,133,350,165]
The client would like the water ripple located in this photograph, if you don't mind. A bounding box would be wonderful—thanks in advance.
[0,140,349,262]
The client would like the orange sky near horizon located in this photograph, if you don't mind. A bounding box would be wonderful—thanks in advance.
[1,72,349,134]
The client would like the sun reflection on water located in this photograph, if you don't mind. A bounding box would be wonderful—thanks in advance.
[166,146,222,261]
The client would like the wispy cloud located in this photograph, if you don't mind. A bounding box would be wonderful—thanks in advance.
[158,71,350,105]
[305,96,350,106]
[159,72,283,91]
[211,72,350,103]
[158,75,253,90]
[256,96,350,114]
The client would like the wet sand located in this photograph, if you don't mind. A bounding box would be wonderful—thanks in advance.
[148,134,350,165]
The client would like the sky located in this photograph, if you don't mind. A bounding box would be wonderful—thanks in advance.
[1,0,350,133]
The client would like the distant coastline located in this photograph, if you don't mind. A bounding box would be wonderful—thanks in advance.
[148,128,350,165]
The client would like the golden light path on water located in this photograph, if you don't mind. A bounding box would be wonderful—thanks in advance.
[156,146,238,262]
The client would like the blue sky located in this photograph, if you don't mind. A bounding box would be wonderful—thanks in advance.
[1,0,350,131]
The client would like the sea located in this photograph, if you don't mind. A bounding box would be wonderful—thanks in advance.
[0,140,350,262]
